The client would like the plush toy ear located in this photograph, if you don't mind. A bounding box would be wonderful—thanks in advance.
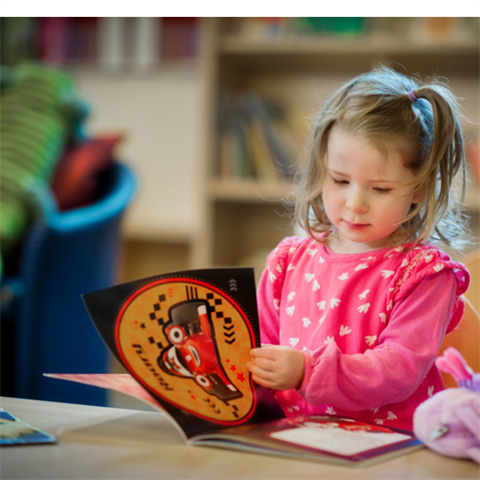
[436,347,474,385]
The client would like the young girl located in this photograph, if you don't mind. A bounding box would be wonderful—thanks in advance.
[247,66,471,431]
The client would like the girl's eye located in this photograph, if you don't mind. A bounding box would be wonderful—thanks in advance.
[374,187,392,194]
[332,178,348,185]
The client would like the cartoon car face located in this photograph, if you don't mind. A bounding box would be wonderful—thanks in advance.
[158,300,243,402]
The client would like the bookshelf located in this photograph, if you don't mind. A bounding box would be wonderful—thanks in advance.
[192,17,480,271]
[2,18,478,279]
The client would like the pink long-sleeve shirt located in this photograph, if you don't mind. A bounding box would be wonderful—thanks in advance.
[256,236,470,430]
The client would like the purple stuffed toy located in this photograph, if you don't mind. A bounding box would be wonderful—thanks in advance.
[413,347,480,463]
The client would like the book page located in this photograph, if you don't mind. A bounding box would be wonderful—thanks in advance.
[270,423,411,456]
[44,373,162,409]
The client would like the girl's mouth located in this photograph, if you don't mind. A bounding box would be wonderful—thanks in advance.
[344,221,370,230]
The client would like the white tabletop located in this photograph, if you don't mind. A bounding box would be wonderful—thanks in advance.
[1,396,479,480]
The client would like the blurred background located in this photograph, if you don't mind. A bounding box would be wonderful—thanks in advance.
[1,17,479,408]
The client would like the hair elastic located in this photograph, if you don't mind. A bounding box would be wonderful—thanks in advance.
[407,90,418,102]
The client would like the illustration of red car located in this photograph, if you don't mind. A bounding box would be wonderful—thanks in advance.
[158,300,243,402]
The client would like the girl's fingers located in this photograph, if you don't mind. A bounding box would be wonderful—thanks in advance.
[250,347,279,361]
[247,361,274,379]
[248,363,275,386]
[251,374,277,390]
[250,355,276,372]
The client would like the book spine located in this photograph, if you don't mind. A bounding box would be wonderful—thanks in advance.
[244,93,295,179]
[131,17,159,71]
[161,17,198,63]
[97,17,125,71]
[37,17,70,64]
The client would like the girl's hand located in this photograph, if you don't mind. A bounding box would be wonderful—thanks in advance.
[247,344,305,391]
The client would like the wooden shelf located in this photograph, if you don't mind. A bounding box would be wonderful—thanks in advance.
[220,35,479,57]
[193,18,480,268]
[218,35,479,76]
[208,178,294,203]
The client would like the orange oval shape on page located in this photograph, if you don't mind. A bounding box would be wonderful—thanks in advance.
[115,277,257,425]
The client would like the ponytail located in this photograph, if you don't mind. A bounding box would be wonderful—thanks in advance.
[405,83,468,247]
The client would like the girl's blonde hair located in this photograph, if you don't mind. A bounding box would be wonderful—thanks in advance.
[295,65,469,249]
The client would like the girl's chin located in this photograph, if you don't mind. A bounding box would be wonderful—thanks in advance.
[331,231,392,254]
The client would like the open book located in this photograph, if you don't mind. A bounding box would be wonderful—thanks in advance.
[47,267,423,466]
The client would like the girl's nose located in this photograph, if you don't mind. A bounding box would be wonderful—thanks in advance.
[345,188,368,214]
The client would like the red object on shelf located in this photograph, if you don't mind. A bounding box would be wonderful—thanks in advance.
[51,134,122,211]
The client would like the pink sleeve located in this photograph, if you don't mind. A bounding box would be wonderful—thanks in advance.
[390,250,469,334]
[298,269,458,411]
[256,237,297,345]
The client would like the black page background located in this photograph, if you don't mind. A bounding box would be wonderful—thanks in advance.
[82,267,284,438]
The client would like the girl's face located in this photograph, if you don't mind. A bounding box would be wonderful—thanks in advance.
[323,127,420,254]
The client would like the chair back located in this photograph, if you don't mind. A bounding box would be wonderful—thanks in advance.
[462,250,480,314]
[439,296,480,389]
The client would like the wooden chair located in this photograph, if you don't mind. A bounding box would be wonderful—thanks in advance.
[439,296,480,389]
[462,250,480,315]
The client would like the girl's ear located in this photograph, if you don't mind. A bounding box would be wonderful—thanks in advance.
[412,187,423,205]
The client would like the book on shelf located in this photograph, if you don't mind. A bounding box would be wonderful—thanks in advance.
[47,267,423,467]
[124,17,160,71]
[243,92,296,179]
[217,92,297,183]
[0,17,199,70]
[224,17,478,43]
[231,98,256,180]
[35,17,97,65]
[37,17,71,64]
[225,17,368,40]
[161,17,199,62]
[0,17,37,66]
[97,17,125,71]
